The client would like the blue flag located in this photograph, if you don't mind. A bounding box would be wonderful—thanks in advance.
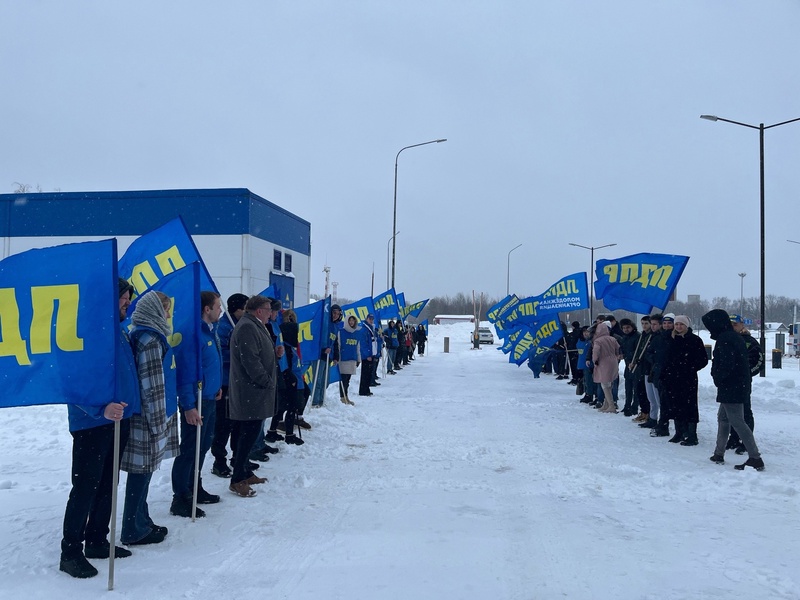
[595,253,689,314]
[118,216,218,297]
[373,288,401,320]
[503,273,589,327]
[294,297,329,364]
[342,296,374,323]
[527,346,550,378]
[405,299,429,319]
[1,240,118,408]
[509,317,563,366]
[126,262,202,417]
[396,292,406,318]
[487,295,517,324]
[258,285,277,301]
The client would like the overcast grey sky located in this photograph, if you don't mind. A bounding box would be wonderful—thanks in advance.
[2,1,799,306]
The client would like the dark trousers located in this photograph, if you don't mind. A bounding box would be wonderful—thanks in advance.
[359,358,374,394]
[636,375,650,413]
[231,420,263,484]
[340,374,352,399]
[623,367,637,411]
[121,471,155,544]
[171,398,216,498]
[61,420,130,558]
[211,387,233,464]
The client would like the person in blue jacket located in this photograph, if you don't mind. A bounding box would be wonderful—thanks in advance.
[59,278,141,579]
[359,314,378,396]
[170,291,223,518]
[211,293,248,478]
[338,314,361,402]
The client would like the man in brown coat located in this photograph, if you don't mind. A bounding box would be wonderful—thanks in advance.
[228,295,277,497]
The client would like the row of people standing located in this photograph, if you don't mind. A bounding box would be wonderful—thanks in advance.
[570,310,764,470]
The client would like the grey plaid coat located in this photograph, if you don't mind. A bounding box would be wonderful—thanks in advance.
[121,330,178,474]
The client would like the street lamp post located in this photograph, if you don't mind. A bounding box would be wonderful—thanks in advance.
[738,272,746,318]
[506,243,522,295]
[701,114,800,377]
[569,242,617,321]
[386,231,400,289]
[392,139,447,289]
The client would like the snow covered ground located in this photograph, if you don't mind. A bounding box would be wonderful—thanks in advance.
[1,321,799,600]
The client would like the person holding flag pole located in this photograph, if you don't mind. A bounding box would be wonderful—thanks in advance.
[170,291,223,520]
[60,278,140,581]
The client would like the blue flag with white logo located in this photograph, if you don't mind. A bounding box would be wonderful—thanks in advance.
[594,253,689,314]
[118,216,218,297]
[0,240,118,408]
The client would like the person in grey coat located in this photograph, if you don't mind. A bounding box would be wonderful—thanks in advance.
[228,295,277,497]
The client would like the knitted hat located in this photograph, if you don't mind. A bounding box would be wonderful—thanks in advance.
[674,315,691,328]
[662,313,675,322]
[118,278,134,298]
[729,314,744,324]
[227,293,249,313]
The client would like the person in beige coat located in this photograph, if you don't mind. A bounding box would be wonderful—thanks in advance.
[592,322,622,413]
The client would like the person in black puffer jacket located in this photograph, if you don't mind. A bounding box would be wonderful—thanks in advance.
[701,309,764,471]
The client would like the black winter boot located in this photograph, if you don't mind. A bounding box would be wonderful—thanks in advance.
[680,422,698,446]
[734,457,765,471]
[650,424,670,437]
[668,420,685,443]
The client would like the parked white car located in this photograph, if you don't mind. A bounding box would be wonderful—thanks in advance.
[477,327,494,345]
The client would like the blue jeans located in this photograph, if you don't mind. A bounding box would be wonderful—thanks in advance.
[121,471,154,544]
[171,398,216,498]
[386,348,397,371]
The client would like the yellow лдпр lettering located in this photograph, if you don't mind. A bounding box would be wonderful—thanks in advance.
[30,284,84,355]
[298,320,314,342]
[0,288,31,365]
[129,246,188,295]
[604,263,674,290]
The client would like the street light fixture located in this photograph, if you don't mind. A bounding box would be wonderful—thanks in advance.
[506,243,522,295]
[701,114,800,376]
[569,242,617,320]
[386,231,400,289]
[391,139,447,289]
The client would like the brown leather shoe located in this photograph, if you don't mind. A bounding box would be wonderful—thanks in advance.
[244,474,267,485]
[229,481,257,497]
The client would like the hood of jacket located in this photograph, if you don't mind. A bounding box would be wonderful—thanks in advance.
[702,309,732,340]
[344,319,359,334]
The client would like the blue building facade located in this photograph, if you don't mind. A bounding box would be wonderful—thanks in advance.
[0,188,311,306]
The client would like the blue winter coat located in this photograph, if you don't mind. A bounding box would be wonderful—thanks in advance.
[177,320,222,410]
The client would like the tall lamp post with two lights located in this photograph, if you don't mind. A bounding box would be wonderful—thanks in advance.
[701,114,800,376]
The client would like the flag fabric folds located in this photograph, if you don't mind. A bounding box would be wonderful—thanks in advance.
[594,253,689,314]
[1,240,119,408]
[342,296,374,323]
[405,299,429,319]
[373,288,401,320]
[294,297,330,364]
[118,216,218,296]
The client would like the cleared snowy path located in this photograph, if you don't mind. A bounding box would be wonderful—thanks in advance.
[1,322,799,599]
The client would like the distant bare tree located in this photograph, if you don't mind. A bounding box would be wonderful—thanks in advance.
[13,182,31,193]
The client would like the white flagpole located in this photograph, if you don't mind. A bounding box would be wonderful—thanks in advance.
[191,384,203,522]
[107,419,121,591]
